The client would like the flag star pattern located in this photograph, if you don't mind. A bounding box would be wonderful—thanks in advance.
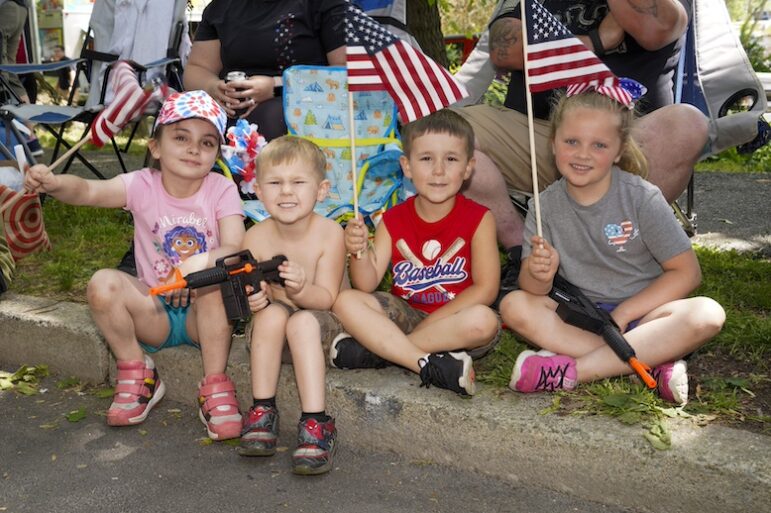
[345,3,467,122]
[524,1,632,107]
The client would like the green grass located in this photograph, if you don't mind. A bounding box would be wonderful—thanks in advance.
[36,121,152,157]
[12,200,133,300]
[695,145,771,174]
[475,245,770,439]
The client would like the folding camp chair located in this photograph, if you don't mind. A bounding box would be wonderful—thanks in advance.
[0,0,187,179]
[673,0,769,235]
[222,65,404,226]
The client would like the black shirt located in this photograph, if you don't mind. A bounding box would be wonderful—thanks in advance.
[194,0,346,79]
[502,0,691,118]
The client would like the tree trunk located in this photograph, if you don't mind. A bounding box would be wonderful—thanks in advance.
[406,0,448,67]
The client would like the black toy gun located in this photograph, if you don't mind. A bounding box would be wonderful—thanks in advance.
[149,250,286,322]
[548,274,657,389]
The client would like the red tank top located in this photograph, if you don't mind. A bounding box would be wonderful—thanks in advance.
[383,194,488,314]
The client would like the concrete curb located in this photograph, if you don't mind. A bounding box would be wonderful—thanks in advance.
[1,293,768,513]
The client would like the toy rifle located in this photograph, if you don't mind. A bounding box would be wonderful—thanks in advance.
[150,250,286,322]
[548,274,657,388]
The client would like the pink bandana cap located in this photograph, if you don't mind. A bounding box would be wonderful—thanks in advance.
[154,90,227,141]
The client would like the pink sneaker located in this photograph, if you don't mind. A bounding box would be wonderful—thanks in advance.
[509,350,577,393]
[198,374,242,440]
[107,356,166,426]
[653,360,689,406]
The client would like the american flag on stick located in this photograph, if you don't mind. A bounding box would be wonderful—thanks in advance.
[47,60,162,172]
[90,61,156,147]
[524,0,632,107]
[345,3,468,122]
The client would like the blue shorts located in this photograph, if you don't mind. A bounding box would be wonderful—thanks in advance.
[596,303,640,332]
[139,301,200,353]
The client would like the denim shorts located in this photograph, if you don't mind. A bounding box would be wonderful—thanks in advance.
[596,303,640,332]
[140,301,200,353]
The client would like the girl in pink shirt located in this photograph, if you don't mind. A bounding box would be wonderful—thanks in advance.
[25,90,246,441]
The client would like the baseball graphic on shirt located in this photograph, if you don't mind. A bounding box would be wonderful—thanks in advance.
[422,240,441,261]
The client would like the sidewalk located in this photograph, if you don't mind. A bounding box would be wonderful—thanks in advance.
[1,154,769,512]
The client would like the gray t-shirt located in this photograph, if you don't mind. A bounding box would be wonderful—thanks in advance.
[523,167,692,304]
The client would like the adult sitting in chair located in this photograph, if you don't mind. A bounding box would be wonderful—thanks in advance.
[184,0,347,141]
[454,0,709,291]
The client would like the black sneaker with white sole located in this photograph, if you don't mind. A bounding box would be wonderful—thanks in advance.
[329,332,388,369]
[419,351,476,396]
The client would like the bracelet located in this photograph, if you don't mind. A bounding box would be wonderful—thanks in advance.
[588,28,605,57]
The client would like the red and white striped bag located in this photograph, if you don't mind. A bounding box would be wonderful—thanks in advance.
[0,185,51,261]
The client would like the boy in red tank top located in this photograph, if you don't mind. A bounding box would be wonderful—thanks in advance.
[331,109,501,395]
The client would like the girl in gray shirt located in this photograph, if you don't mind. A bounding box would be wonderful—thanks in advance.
[501,90,724,406]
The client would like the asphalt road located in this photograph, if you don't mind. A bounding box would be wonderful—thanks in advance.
[0,369,636,513]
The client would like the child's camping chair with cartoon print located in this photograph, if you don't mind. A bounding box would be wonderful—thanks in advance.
[220,65,404,226]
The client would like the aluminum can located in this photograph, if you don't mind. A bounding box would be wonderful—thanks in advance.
[225,71,248,117]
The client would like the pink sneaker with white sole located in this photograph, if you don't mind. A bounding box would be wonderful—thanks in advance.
[107,356,166,426]
[510,350,577,393]
[652,360,689,406]
[198,373,242,440]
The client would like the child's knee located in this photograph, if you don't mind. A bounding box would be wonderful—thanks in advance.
[467,305,500,341]
[286,311,320,343]
[87,269,123,310]
[498,290,531,329]
[332,289,355,315]
[249,305,288,341]
[691,297,726,338]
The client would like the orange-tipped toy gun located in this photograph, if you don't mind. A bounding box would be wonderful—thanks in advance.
[150,250,286,322]
[548,274,657,389]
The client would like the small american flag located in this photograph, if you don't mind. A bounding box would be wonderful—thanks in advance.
[524,1,631,107]
[345,4,467,122]
[90,61,155,147]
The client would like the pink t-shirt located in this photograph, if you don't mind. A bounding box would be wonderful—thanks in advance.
[119,168,243,287]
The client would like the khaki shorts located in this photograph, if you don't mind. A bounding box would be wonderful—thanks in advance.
[248,301,343,364]
[454,104,559,193]
[373,291,501,360]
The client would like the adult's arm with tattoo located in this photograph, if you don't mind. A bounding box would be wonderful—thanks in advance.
[607,0,689,50]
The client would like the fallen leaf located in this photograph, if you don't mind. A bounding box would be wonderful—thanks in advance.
[76,464,87,469]
[56,377,80,389]
[93,388,114,399]
[138,429,148,436]
[15,382,38,396]
[65,407,87,423]
[51,454,57,462]
[39,423,58,430]
[644,421,671,450]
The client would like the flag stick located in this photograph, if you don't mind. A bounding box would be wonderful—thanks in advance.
[347,89,362,259]
[347,90,359,218]
[520,0,543,239]
[47,136,92,172]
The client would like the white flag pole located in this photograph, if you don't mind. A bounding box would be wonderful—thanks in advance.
[520,0,543,239]
[348,90,359,217]
[347,88,363,259]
